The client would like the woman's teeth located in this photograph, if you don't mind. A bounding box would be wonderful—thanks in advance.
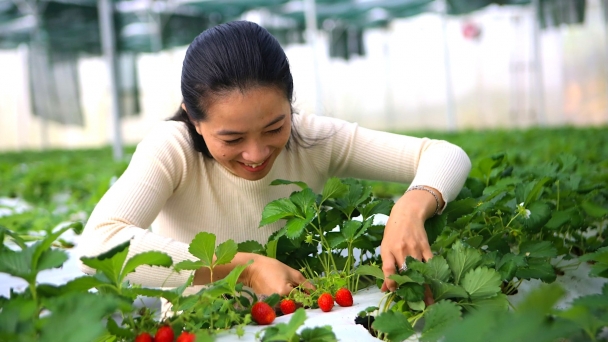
[245,162,263,168]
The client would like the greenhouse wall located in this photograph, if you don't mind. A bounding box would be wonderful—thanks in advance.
[0,1,606,151]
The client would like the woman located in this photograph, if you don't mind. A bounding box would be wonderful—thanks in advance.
[78,21,471,300]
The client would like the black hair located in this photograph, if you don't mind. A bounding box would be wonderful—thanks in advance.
[169,20,308,158]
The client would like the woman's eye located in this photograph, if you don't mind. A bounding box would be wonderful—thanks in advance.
[267,126,283,135]
[224,138,242,145]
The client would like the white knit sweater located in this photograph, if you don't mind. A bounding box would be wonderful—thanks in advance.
[78,113,471,287]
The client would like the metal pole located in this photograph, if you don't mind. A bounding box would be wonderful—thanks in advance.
[440,0,457,131]
[98,0,124,160]
[531,0,546,125]
[303,0,323,116]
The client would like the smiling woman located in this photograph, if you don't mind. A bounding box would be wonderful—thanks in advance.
[77,20,471,307]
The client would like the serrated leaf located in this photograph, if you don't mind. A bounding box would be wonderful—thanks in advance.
[259,198,299,226]
[463,293,509,313]
[121,251,172,278]
[545,209,572,230]
[461,267,502,300]
[224,262,250,291]
[299,326,337,342]
[214,240,237,266]
[372,311,415,342]
[524,177,552,205]
[266,239,278,259]
[341,220,362,241]
[519,241,557,258]
[515,258,556,283]
[421,300,462,342]
[580,201,608,218]
[444,198,477,222]
[284,217,311,239]
[263,308,307,341]
[270,179,309,190]
[408,300,426,311]
[396,282,425,302]
[321,178,348,203]
[355,264,385,280]
[106,318,133,339]
[188,232,215,267]
[37,249,68,272]
[522,202,551,232]
[359,199,393,219]
[123,287,180,302]
[290,188,316,216]
[173,260,204,272]
[237,240,265,254]
[388,274,423,285]
[425,256,451,282]
[430,280,469,301]
[425,214,447,246]
[446,241,483,285]
[80,240,130,285]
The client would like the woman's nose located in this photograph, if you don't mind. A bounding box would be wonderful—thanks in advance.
[242,140,270,162]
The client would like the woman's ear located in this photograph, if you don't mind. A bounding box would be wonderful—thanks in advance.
[181,103,187,113]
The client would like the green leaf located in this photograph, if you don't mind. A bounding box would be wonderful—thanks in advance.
[354,264,385,280]
[461,267,502,300]
[290,188,316,216]
[425,214,447,245]
[421,300,462,342]
[106,318,133,339]
[544,209,573,230]
[299,326,338,342]
[237,240,265,254]
[80,240,130,285]
[522,202,551,232]
[524,177,552,205]
[446,241,483,285]
[37,249,68,272]
[444,198,477,222]
[388,274,423,286]
[259,198,298,226]
[188,232,216,267]
[359,199,393,219]
[341,220,362,241]
[123,287,180,302]
[519,241,557,258]
[284,216,312,239]
[580,201,608,218]
[214,239,237,266]
[372,311,415,342]
[321,178,348,203]
[408,300,426,311]
[425,256,451,282]
[121,251,172,278]
[270,179,309,189]
[173,260,203,272]
[266,239,278,259]
[430,280,469,301]
[262,308,307,341]
[463,293,510,313]
[224,262,250,291]
[515,258,557,283]
[396,283,425,302]
[0,246,35,280]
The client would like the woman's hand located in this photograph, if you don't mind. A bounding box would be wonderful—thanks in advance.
[240,254,314,296]
[380,186,444,305]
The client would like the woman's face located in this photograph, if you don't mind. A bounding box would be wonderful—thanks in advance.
[192,87,292,181]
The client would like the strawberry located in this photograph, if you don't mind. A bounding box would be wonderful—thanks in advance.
[335,288,353,307]
[135,332,154,342]
[251,301,276,325]
[176,331,196,342]
[279,299,297,315]
[317,293,334,312]
[155,325,174,342]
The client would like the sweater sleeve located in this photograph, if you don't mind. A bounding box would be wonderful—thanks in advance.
[298,114,471,208]
[77,122,197,287]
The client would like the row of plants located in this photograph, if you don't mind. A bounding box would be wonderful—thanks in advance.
[1,125,607,341]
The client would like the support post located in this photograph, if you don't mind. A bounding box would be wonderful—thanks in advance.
[98,0,124,160]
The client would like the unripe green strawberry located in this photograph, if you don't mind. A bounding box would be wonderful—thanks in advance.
[280,299,297,315]
[134,332,153,342]
[176,331,196,342]
[251,301,276,325]
[155,325,174,342]
[317,293,334,312]
[335,288,353,307]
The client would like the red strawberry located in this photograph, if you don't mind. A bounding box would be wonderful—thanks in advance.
[155,325,174,342]
[317,293,334,312]
[176,331,196,342]
[335,288,353,307]
[135,332,154,342]
[251,301,276,325]
[279,299,297,315]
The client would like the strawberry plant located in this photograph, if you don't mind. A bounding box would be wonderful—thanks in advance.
[257,308,337,342]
